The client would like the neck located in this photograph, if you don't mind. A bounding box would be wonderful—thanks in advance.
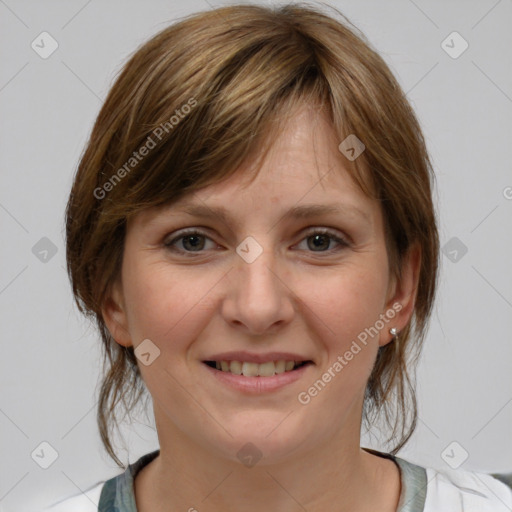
[135,415,400,512]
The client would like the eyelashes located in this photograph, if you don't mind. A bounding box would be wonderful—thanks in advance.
[163,227,350,257]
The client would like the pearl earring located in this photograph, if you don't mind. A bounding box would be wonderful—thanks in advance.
[390,327,398,338]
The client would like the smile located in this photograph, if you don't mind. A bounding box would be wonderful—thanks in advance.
[204,360,310,376]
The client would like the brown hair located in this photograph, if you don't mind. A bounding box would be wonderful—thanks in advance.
[65,1,439,467]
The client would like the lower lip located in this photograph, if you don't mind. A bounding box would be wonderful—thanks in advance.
[203,362,312,393]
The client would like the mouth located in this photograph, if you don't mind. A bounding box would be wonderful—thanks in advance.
[203,359,312,377]
[201,352,315,393]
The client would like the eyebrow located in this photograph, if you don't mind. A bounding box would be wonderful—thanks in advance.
[173,202,370,227]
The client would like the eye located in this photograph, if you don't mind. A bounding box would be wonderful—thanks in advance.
[164,227,349,256]
[294,228,349,253]
[164,229,216,254]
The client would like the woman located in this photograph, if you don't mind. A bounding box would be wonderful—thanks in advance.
[49,2,512,511]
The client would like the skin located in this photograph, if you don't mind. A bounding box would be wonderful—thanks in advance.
[103,102,421,512]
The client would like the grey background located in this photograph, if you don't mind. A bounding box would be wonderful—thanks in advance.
[1,0,511,510]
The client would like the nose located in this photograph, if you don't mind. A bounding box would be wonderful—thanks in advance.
[221,244,295,336]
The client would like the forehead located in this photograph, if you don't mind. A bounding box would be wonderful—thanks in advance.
[192,105,375,209]
[132,103,379,228]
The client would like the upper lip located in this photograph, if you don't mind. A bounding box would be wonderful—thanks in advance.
[203,351,313,364]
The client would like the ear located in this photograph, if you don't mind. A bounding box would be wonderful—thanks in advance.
[379,242,421,348]
[101,278,133,347]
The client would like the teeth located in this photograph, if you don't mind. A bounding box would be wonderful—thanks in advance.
[230,360,243,375]
[275,360,286,373]
[242,362,259,377]
[258,361,276,377]
[213,359,305,376]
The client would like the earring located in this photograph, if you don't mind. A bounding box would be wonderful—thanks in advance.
[389,327,398,338]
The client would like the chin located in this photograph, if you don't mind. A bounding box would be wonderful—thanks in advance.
[209,412,312,467]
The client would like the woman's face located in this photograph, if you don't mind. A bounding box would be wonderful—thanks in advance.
[104,103,417,465]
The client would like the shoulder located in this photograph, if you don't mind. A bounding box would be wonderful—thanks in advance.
[43,481,104,511]
[423,464,512,511]
[42,450,160,512]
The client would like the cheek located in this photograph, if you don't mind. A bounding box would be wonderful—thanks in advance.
[122,260,219,350]
[294,262,389,405]
[299,264,389,342]
[294,271,386,417]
